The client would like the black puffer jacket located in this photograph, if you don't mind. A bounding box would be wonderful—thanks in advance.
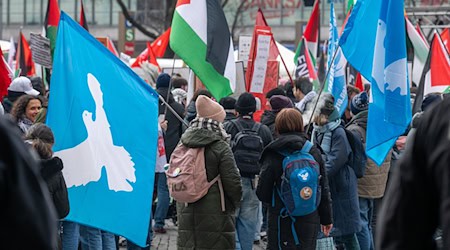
[257,132,333,249]
[40,157,70,219]
[260,110,277,138]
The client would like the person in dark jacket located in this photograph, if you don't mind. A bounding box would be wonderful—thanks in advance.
[0,117,58,249]
[219,96,237,122]
[25,123,70,219]
[260,95,294,138]
[177,95,242,250]
[184,89,213,124]
[377,96,450,250]
[156,73,185,233]
[224,92,273,250]
[257,108,333,250]
[2,76,40,113]
[312,93,361,249]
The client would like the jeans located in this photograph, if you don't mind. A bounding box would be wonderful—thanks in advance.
[334,233,360,250]
[154,173,170,229]
[254,202,263,241]
[61,221,80,250]
[357,197,375,250]
[80,225,116,250]
[235,177,260,250]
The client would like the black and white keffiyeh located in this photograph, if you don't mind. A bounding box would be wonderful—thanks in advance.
[190,117,230,143]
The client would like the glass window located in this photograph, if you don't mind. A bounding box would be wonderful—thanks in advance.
[9,0,24,24]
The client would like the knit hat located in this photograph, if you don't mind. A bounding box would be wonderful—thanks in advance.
[421,93,443,112]
[8,77,40,96]
[350,91,369,115]
[219,97,236,110]
[196,95,226,123]
[156,73,171,89]
[319,93,335,116]
[270,95,293,113]
[235,92,256,115]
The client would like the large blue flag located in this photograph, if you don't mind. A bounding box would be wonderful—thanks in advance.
[46,12,158,246]
[340,0,411,165]
[325,1,347,116]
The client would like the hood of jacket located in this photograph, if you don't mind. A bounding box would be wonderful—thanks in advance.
[40,157,64,181]
[347,110,368,130]
[157,87,175,104]
[262,132,308,156]
[260,110,276,127]
[181,127,223,148]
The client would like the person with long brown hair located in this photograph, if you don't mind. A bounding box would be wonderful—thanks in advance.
[257,108,333,249]
[10,94,43,134]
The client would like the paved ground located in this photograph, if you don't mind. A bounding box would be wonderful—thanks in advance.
[119,219,267,250]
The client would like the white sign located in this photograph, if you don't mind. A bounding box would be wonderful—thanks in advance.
[249,35,271,93]
[30,33,52,68]
[238,35,252,68]
[231,61,246,98]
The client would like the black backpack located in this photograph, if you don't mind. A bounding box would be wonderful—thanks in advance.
[230,120,264,175]
[343,125,367,178]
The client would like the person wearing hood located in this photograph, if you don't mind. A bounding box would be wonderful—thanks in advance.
[219,96,237,122]
[2,76,40,113]
[260,95,294,138]
[184,89,212,124]
[312,93,361,249]
[346,92,391,250]
[257,108,333,249]
[177,95,242,250]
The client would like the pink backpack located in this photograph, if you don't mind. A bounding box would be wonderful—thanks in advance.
[166,144,225,211]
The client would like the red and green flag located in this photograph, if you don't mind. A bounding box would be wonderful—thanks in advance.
[294,37,319,90]
[16,32,36,77]
[170,0,236,100]
[406,17,429,85]
[44,0,60,59]
[441,28,450,53]
[295,0,319,65]
[79,0,89,31]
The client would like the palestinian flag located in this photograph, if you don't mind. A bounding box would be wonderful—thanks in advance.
[79,0,89,31]
[295,37,319,89]
[44,0,60,59]
[16,32,36,77]
[295,0,319,65]
[413,32,450,113]
[170,0,235,100]
[406,17,429,85]
[441,28,450,53]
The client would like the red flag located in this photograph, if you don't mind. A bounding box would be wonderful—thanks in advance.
[441,28,450,54]
[151,28,171,58]
[44,0,60,27]
[106,37,119,57]
[79,0,89,31]
[0,48,12,100]
[255,9,278,60]
[16,32,35,77]
[355,72,364,91]
[147,42,161,71]
[430,33,450,87]
[303,0,320,60]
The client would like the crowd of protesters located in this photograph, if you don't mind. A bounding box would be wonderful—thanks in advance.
[1,72,450,250]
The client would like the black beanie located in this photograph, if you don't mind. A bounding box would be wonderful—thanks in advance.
[219,97,236,110]
[236,92,256,115]
[156,73,171,89]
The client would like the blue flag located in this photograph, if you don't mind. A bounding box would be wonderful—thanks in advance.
[46,12,158,246]
[340,0,411,165]
[325,1,347,116]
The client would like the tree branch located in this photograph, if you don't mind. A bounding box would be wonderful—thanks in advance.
[116,0,159,39]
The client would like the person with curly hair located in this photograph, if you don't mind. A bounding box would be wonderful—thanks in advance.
[10,94,43,134]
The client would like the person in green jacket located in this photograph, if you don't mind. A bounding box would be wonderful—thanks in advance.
[176,95,243,250]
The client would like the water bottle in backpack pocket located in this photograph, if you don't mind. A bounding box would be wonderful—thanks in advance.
[230,120,264,175]
[277,141,321,216]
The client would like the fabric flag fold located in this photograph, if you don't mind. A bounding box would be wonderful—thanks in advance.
[16,32,36,77]
[170,0,235,100]
[441,28,450,53]
[79,0,89,31]
[7,36,15,69]
[294,37,319,90]
[341,0,411,165]
[325,1,347,116]
[46,12,158,246]
[413,31,450,113]
[406,17,429,86]
[0,48,13,100]
[295,0,319,65]
[44,0,60,59]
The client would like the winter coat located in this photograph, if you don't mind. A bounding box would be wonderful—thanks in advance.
[257,132,333,249]
[177,127,242,250]
[346,111,391,199]
[0,117,58,249]
[157,87,185,160]
[260,110,277,138]
[313,125,361,237]
[223,116,273,177]
[377,97,450,250]
[40,157,70,219]
[224,112,236,123]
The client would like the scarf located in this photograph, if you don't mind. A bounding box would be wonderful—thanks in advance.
[312,119,341,153]
[189,117,230,143]
[296,90,317,113]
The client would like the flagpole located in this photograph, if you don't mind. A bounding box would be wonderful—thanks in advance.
[305,44,341,134]
[163,54,177,119]
[159,94,189,128]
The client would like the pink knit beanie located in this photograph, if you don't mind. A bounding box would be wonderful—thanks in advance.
[196,95,226,123]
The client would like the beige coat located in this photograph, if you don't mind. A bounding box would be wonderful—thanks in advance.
[357,153,391,198]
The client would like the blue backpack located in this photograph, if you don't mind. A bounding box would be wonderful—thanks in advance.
[274,141,321,248]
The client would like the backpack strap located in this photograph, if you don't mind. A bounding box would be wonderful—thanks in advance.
[301,141,313,153]
[231,119,245,133]
[209,175,225,212]
[251,122,261,133]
